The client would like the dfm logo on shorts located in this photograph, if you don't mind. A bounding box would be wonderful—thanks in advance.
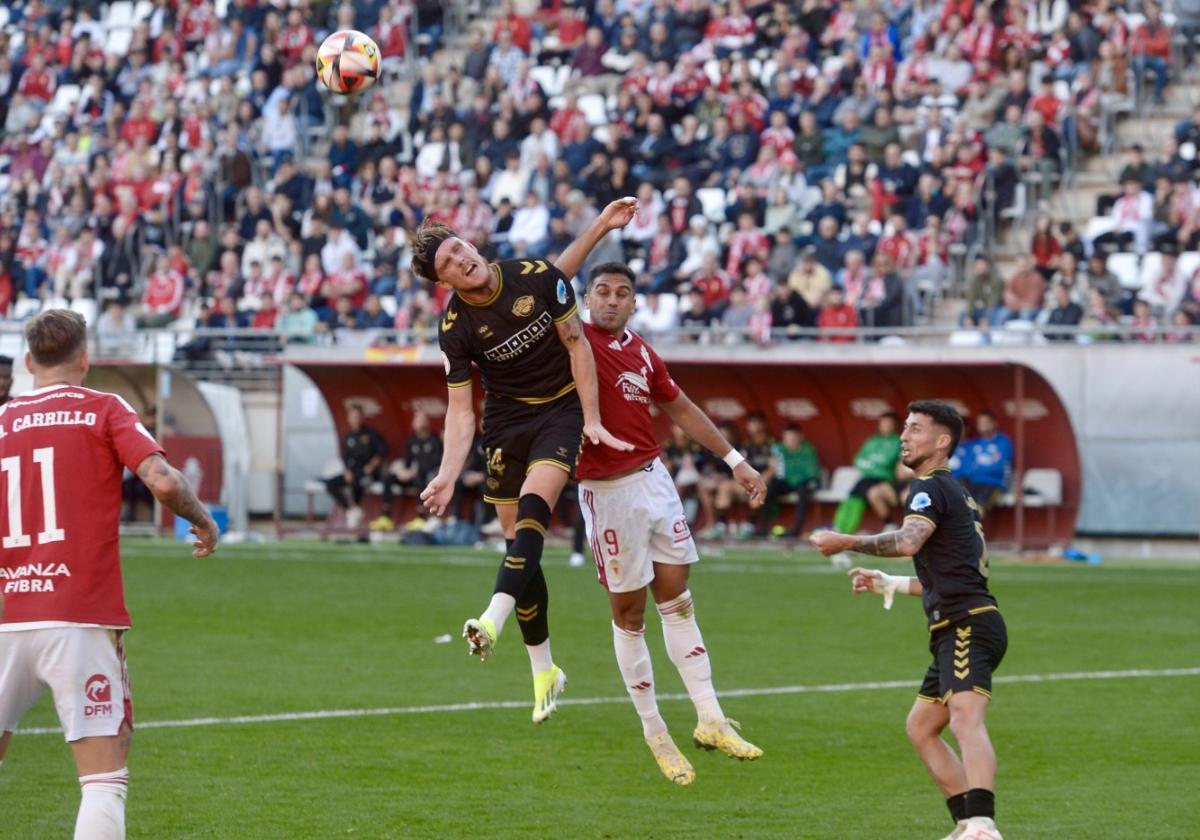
[84,673,113,718]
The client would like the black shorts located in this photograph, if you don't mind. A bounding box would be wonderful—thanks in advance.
[918,608,1008,704]
[849,477,895,498]
[481,391,584,505]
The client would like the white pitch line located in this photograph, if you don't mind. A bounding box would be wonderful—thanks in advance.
[16,667,1200,737]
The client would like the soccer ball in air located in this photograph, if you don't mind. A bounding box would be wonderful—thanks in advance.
[315,30,381,95]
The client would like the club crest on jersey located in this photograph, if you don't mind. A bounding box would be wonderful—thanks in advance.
[616,370,651,404]
[910,492,933,512]
[556,278,568,304]
[512,295,535,317]
[478,324,493,339]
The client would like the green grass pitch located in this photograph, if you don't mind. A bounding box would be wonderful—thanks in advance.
[2,540,1198,838]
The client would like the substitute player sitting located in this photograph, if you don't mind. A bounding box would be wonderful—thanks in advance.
[576,262,766,786]
[0,310,219,840]
[812,401,1006,840]
[417,199,636,724]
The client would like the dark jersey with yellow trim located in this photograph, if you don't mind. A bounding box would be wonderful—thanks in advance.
[904,468,997,625]
[439,259,579,402]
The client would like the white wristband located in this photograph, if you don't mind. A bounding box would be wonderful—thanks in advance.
[723,449,745,469]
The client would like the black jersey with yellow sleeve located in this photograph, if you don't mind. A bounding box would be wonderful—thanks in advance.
[438,258,579,403]
[904,467,998,628]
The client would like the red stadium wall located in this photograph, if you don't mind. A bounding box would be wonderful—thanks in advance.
[290,360,1080,548]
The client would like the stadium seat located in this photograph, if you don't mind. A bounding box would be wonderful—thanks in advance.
[949,330,987,346]
[70,298,98,326]
[577,94,608,126]
[530,65,563,98]
[379,295,398,317]
[134,0,154,22]
[702,59,722,86]
[1000,182,1026,224]
[105,28,133,56]
[0,334,24,360]
[1084,216,1118,246]
[1181,142,1196,162]
[814,466,860,504]
[696,187,728,223]
[304,459,343,527]
[47,84,82,117]
[1021,469,1064,507]
[1106,252,1141,289]
[1138,251,1163,290]
[992,320,1041,345]
[105,1,135,29]
[12,298,42,320]
[1177,251,1200,278]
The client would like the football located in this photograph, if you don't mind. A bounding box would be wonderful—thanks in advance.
[315,29,381,95]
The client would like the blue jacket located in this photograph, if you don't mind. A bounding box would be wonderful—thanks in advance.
[952,433,1014,490]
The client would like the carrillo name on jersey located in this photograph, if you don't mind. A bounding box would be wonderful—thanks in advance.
[0,410,99,437]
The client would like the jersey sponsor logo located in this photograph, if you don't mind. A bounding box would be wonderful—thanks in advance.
[910,491,933,512]
[478,324,493,338]
[83,674,113,719]
[519,259,548,275]
[1,561,71,593]
[511,295,535,317]
[616,370,651,404]
[482,312,553,362]
[441,310,458,332]
[556,278,568,304]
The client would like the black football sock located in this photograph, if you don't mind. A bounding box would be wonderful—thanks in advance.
[493,494,551,598]
[946,792,968,823]
[964,788,995,820]
[515,564,550,647]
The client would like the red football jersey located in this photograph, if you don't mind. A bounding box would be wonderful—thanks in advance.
[578,324,681,480]
[0,385,163,628]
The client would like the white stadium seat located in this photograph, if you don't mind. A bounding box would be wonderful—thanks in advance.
[814,466,861,504]
[1178,251,1200,278]
[70,297,98,327]
[105,1,135,29]
[1106,252,1141,289]
[577,93,608,126]
[1137,251,1163,290]
[1021,469,1063,507]
[696,187,728,223]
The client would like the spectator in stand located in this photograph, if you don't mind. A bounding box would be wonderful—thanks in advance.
[679,287,718,339]
[818,287,859,343]
[770,275,813,340]
[1141,251,1188,316]
[1132,2,1172,105]
[1041,282,1084,341]
[279,291,320,343]
[375,410,444,531]
[1098,176,1155,254]
[858,252,905,331]
[951,410,1013,516]
[1030,214,1063,281]
[139,253,186,328]
[994,257,1048,323]
[789,246,833,312]
[358,294,393,330]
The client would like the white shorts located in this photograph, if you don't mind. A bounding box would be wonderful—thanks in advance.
[0,627,132,741]
[579,458,699,594]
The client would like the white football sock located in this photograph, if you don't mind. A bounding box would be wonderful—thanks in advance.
[612,622,668,738]
[526,639,554,676]
[75,766,128,840]
[481,592,516,635]
[658,590,724,725]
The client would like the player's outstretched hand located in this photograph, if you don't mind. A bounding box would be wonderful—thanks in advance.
[598,197,640,232]
[584,420,635,451]
[733,462,767,508]
[810,529,853,557]
[420,473,454,517]
[847,567,884,595]
[190,521,219,559]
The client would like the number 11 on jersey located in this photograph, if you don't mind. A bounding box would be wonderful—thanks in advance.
[1,447,66,548]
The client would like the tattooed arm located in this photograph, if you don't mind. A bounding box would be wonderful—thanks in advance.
[556,311,632,452]
[811,517,934,559]
[136,454,219,557]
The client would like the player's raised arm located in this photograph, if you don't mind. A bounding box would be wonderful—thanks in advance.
[136,454,219,557]
[658,392,766,507]
[554,310,633,452]
[421,381,475,516]
[553,197,639,280]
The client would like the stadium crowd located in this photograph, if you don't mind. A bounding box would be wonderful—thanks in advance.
[1,0,1198,350]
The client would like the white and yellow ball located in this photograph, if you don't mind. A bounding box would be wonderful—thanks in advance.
[315,30,381,95]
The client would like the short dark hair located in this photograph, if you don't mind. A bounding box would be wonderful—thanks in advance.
[880,410,899,422]
[409,218,456,284]
[977,408,996,421]
[587,262,635,289]
[907,400,964,454]
[0,354,12,369]
[25,310,87,367]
